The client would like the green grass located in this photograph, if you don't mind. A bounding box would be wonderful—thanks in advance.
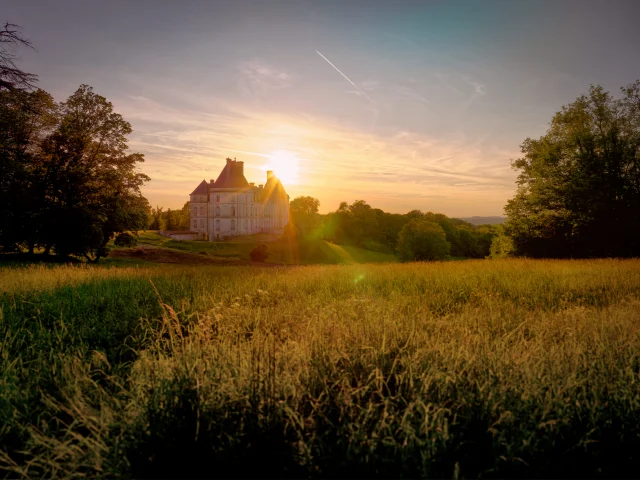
[1,259,640,477]
[124,231,399,265]
[325,242,398,264]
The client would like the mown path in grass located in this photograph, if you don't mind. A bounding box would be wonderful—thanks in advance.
[1,259,640,478]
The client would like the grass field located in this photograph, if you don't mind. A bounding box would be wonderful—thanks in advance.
[1,259,640,477]
[121,231,398,265]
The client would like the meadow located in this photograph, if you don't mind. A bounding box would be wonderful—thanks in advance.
[1,258,640,477]
[125,231,398,265]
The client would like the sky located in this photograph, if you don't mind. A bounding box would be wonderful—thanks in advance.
[5,0,640,216]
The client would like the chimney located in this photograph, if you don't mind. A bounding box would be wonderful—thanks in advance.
[258,184,263,189]
[249,182,255,187]
[238,161,244,176]
[266,170,274,181]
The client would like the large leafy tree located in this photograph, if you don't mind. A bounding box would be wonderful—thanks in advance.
[39,85,150,260]
[328,200,379,246]
[289,196,320,238]
[397,218,450,262]
[505,81,640,257]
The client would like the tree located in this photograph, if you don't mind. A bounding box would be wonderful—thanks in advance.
[290,196,319,217]
[397,218,450,262]
[165,208,174,231]
[0,23,38,91]
[505,81,640,258]
[325,199,379,246]
[178,201,190,230]
[488,226,515,259]
[0,87,57,252]
[149,206,163,230]
[38,85,150,261]
[289,196,320,238]
[458,228,482,258]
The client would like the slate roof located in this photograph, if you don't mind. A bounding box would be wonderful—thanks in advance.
[190,179,209,195]
[213,161,250,188]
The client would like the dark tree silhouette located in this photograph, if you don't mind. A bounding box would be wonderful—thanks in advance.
[0,23,38,90]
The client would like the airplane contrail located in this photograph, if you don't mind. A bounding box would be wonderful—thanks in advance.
[316,50,372,101]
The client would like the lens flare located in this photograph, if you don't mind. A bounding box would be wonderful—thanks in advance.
[264,150,300,185]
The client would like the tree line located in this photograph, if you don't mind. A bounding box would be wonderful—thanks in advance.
[0,24,149,260]
[288,196,501,261]
[147,203,191,231]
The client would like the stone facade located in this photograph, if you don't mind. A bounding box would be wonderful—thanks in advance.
[189,158,290,240]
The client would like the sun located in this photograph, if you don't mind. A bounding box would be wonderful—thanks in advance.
[263,150,300,185]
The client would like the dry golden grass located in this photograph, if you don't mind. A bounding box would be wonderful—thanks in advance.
[1,259,640,477]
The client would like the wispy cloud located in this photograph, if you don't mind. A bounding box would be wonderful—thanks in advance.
[390,84,430,105]
[122,95,515,216]
[237,59,293,97]
[360,79,380,91]
[462,76,487,96]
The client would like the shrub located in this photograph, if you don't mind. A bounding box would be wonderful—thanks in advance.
[489,227,515,258]
[114,232,138,248]
[249,243,269,262]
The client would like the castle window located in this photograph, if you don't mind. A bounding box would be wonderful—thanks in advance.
[231,206,236,216]
[216,220,220,231]
[215,206,220,216]
[216,195,220,202]
[193,220,197,229]
[231,219,236,231]
[200,219,204,227]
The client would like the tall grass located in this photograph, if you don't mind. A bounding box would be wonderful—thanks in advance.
[1,259,640,477]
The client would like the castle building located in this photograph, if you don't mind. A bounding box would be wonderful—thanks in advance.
[189,158,290,240]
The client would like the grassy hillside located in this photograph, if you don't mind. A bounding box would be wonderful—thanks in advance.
[120,231,398,265]
[2,259,640,477]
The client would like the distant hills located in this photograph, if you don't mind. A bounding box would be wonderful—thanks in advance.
[458,216,505,225]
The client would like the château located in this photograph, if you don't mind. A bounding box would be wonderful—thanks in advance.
[188,158,290,240]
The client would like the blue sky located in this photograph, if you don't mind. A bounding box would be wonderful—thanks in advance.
[5,0,640,215]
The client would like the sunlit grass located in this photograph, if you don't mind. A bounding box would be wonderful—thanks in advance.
[1,259,640,477]
[123,231,398,265]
